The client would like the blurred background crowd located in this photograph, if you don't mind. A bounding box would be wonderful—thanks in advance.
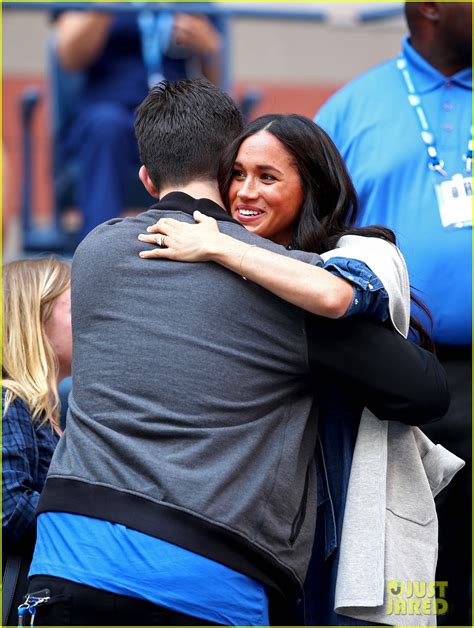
[3,1,408,258]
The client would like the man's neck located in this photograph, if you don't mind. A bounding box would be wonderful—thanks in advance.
[159,181,225,208]
[409,36,471,77]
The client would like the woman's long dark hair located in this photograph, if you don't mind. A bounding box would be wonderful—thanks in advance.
[218,114,433,349]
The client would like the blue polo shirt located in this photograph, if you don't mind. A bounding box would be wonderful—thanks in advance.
[316,37,472,345]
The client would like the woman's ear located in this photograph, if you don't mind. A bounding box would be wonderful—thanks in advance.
[139,165,160,198]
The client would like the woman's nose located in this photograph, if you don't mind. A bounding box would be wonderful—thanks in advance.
[237,179,258,200]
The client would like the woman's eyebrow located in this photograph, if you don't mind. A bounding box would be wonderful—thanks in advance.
[234,160,284,175]
[256,165,284,175]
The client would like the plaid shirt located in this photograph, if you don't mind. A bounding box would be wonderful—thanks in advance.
[2,388,59,547]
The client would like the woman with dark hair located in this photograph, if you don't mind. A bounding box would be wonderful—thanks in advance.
[219,113,364,251]
[138,114,459,626]
[141,113,429,345]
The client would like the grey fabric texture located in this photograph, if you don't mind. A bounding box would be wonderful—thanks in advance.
[44,198,324,589]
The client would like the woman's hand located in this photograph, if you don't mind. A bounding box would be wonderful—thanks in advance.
[138,210,225,261]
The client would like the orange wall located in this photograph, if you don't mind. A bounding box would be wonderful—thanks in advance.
[234,83,339,120]
[3,76,53,225]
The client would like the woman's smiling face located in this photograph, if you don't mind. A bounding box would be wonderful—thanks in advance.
[229,131,304,246]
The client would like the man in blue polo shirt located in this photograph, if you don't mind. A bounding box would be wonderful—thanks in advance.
[316,3,472,625]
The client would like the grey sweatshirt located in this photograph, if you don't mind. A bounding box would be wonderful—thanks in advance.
[39,193,323,597]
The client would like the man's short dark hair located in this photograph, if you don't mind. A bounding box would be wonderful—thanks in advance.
[135,79,243,191]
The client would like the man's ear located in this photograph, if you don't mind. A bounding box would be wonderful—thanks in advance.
[139,165,160,198]
[418,2,440,23]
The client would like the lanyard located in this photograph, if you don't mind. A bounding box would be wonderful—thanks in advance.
[396,54,472,176]
[137,10,174,88]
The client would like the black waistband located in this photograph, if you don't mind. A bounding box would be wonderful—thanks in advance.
[38,478,301,599]
[434,344,471,362]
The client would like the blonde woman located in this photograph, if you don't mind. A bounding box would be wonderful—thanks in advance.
[2,258,71,626]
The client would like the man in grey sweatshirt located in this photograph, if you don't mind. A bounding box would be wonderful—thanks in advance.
[25,79,448,626]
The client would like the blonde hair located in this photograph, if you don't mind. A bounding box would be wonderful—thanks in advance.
[2,257,71,433]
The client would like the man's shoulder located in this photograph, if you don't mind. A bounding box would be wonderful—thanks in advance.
[76,211,155,247]
[71,212,158,284]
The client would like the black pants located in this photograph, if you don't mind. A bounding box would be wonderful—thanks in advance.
[27,576,222,626]
[421,349,472,627]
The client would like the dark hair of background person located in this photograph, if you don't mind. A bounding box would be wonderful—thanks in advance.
[135,78,243,192]
[218,114,433,349]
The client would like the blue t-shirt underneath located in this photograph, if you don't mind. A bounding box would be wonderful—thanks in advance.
[30,512,269,626]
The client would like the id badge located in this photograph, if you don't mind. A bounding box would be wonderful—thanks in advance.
[435,174,473,229]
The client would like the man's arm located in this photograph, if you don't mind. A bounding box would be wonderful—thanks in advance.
[306,314,450,425]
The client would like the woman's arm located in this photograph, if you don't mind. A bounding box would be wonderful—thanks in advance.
[139,213,447,423]
[2,397,42,544]
[139,211,354,319]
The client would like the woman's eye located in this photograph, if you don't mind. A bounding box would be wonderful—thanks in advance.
[261,173,276,182]
[232,169,245,179]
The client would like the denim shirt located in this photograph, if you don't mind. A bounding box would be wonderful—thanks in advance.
[325,256,389,321]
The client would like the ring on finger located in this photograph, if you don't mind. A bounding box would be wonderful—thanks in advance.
[156,234,167,248]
